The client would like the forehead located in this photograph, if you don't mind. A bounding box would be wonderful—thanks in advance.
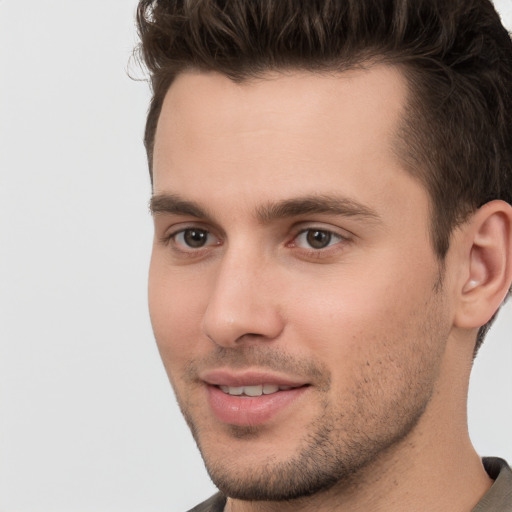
[153,66,408,176]
[152,66,427,226]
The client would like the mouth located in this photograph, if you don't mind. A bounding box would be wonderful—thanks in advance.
[201,370,310,427]
[217,384,301,397]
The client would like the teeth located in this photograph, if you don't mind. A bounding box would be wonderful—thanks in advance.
[244,385,263,396]
[219,384,294,396]
[219,385,243,395]
[263,384,279,394]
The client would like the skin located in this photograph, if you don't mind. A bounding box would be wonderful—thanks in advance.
[149,66,500,511]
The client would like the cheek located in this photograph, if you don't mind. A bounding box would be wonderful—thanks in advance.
[148,256,209,368]
[285,261,444,376]
[287,282,447,436]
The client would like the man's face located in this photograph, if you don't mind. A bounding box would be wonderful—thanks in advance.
[149,67,453,500]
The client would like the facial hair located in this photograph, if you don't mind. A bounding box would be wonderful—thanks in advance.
[171,287,448,502]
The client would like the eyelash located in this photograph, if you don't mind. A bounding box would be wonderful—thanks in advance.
[291,229,345,251]
[161,227,220,256]
[161,225,349,258]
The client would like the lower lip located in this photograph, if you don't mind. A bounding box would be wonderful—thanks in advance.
[206,385,308,427]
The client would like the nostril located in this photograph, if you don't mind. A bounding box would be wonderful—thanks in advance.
[202,291,285,347]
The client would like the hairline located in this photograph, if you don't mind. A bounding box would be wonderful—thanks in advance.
[147,58,452,259]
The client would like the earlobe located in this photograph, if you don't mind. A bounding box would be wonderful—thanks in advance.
[454,200,512,329]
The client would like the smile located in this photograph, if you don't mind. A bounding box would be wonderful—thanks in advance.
[218,384,298,396]
[206,383,309,426]
[201,369,311,425]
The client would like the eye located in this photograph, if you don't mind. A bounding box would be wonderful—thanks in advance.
[172,228,219,250]
[294,229,344,250]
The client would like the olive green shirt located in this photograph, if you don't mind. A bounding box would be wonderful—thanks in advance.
[187,457,512,512]
[472,458,512,511]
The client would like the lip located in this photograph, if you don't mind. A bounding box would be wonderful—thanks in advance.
[201,369,310,427]
[201,369,308,388]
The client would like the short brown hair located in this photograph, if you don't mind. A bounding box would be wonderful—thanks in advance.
[136,0,512,350]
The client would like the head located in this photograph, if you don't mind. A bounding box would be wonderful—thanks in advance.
[138,0,512,352]
[138,0,512,503]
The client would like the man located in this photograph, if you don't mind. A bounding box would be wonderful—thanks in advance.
[137,0,512,510]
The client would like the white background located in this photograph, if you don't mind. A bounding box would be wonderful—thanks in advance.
[0,1,511,511]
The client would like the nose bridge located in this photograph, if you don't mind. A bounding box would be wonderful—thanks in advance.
[202,241,283,346]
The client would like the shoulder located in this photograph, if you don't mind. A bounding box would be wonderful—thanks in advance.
[186,492,227,512]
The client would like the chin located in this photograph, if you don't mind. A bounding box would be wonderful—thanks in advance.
[196,404,425,502]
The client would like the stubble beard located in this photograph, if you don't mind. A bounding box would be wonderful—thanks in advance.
[194,389,431,501]
[177,348,439,503]
[172,280,448,502]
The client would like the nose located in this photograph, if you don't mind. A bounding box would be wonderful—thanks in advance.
[202,249,284,347]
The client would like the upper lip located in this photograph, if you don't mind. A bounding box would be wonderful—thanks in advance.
[200,369,309,388]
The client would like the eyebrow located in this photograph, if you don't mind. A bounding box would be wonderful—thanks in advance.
[256,195,380,223]
[150,193,381,224]
[150,193,210,218]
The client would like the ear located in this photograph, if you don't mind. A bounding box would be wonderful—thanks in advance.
[454,200,512,329]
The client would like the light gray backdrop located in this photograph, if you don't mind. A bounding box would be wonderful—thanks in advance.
[0,1,511,511]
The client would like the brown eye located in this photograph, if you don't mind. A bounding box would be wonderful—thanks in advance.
[182,229,209,248]
[293,228,344,251]
[169,227,221,254]
[306,230,333,249]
